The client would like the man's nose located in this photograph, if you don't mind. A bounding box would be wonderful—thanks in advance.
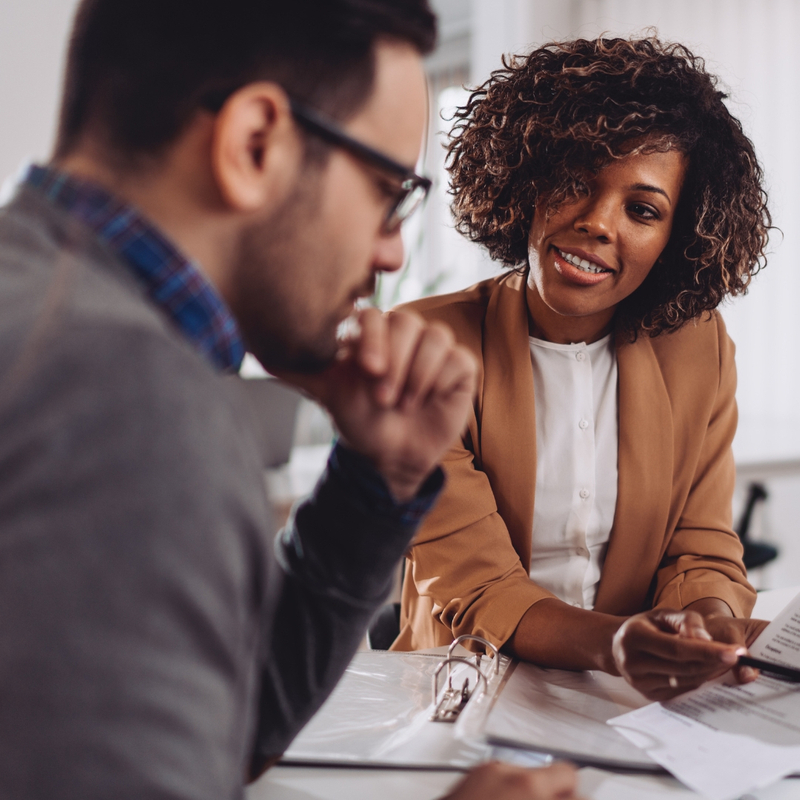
[372,227,405,274]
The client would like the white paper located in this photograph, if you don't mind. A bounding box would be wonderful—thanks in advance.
[483,661,658,770]
[576,766,800,800]
[609,590,800,800]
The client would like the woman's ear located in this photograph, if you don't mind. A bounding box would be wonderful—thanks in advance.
[210,82,303,214]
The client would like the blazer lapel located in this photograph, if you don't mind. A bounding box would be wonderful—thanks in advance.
[594,333,674,614]
[479,272,538,569]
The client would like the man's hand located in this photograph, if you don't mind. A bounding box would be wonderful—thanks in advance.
[441,762,581,800]
[612,606,768,701]
[284,307,477,501]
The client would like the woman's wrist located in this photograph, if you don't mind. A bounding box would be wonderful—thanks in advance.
[593,614,627,674]
[508,598,627,674]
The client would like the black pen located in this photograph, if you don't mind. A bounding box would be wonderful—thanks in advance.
[738,655,800,683]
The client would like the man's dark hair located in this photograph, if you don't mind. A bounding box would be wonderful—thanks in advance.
[56,0,437,159]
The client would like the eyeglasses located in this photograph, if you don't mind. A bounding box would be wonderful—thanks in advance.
[289,99,432,234]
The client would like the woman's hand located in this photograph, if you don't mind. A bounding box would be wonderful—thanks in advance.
[611,604,769,700]
[702,614,769,683]
[441,762,582,800]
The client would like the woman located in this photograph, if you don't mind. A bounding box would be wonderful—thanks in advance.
[394,36,772,700]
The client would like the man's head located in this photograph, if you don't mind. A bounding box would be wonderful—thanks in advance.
[56,0,436,371]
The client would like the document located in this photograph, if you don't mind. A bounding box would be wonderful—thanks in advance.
[483,661,659,770]
[609,591,800,800]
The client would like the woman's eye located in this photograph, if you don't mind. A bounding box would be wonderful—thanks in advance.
[629,203,660,220]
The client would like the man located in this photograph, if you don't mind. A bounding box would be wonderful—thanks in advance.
[0,1,578,798]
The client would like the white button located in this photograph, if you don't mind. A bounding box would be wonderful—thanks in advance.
[579,419,589,430]
[579,488,590,500]
[576,352,586,362]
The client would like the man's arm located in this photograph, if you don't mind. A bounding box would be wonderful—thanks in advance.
[247,442,444,774]
[250,308,478,772]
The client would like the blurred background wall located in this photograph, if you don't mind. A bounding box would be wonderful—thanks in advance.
[1,0,797,589]
[0,1,80,200]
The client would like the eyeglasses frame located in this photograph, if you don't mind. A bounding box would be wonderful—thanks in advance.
[288,98,432,233]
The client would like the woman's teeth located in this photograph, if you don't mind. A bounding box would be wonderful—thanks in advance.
[557,248,607,274]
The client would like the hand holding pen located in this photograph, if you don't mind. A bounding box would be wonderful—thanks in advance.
[737,655,800,683]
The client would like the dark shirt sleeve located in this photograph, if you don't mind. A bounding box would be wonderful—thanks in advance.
[247,441,443,775]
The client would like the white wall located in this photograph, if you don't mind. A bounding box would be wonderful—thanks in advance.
[0,0,80,196]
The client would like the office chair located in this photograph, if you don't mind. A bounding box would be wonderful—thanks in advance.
[736,482,779,570]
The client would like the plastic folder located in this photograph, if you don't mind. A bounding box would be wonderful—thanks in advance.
[281,648,506,770]
[282,644,663,772]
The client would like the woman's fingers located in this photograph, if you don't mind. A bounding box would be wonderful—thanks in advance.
[702,616,770,684]
[612,609,743,699]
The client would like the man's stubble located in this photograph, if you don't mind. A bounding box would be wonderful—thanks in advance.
[231,162,347,375]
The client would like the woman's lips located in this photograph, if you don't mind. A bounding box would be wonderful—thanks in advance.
[552,247,614,286]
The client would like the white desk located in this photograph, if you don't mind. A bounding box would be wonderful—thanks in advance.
[249,763,800,799]
[248,587,800,799]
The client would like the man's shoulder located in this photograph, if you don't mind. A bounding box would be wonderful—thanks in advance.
[0,190,259,492]
[0,186,173,340]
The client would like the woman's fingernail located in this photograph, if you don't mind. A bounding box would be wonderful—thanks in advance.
[735,647,748,657]
[721,650,738,665]
[741,666,758,681]
[694,628,713,641]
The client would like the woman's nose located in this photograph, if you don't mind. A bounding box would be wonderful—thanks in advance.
[573,199,615,242]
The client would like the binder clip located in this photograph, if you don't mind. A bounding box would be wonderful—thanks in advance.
[430,635,499,723]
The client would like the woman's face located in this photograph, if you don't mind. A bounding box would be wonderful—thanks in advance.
[526,148,687,343]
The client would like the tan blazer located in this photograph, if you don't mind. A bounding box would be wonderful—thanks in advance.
[393,271,755,652]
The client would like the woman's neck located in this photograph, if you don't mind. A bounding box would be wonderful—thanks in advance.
[526,283,615,344]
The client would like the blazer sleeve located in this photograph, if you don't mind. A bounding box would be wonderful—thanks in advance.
[651,315,756,618]
[404,433,556,651]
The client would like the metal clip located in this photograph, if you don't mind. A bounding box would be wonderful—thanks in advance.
[448,635,500,676]
[430,656,488,723]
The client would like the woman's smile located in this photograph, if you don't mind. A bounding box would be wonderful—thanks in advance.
[552,247,614,285]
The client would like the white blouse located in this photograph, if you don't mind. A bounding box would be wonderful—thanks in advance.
[528,334,618,609]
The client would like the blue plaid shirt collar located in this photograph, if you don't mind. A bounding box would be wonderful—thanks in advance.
[25,164,246,373]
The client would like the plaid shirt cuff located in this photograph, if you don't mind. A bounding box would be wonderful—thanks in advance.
[329,441,444,527]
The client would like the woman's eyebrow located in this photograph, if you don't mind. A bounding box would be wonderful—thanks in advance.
[630,183,672,205]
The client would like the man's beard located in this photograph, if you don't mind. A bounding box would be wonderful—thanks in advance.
[245,318,341,375]
[229,168,345,375]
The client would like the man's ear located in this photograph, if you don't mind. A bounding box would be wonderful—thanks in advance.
[211,82,303,213]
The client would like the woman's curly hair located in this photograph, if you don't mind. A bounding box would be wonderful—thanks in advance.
[447,36,771,337]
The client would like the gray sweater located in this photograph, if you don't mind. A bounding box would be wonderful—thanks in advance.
[0,186,427,799]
